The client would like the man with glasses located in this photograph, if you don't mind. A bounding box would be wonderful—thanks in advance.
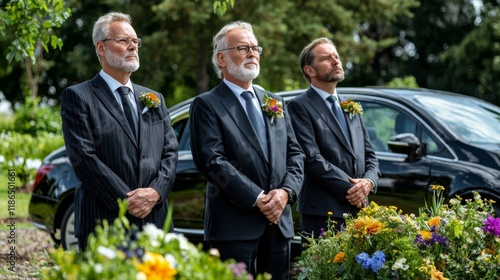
[189,21,304,279]
[60,12,178,252]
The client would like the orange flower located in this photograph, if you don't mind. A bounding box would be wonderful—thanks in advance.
[427,217,441,228]
[137,252,177,280]
[269,98,276,106]
[430,266,449,280]
[333,252,345,263]
[418,230,433,241]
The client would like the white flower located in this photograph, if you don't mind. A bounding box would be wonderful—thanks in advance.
[94,264,103,273]
[165,254,177,268]
[391,258,409,271]
[143,223,165,241]
[165,233,191,251]
[136,271,147,280]
[97,246,116,259]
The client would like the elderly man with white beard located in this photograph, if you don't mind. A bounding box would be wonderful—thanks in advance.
[189,21,305,280]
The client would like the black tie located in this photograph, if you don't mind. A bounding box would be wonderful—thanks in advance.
[241,91,268,159]
[117,86,138,138]
[328,95,350,142]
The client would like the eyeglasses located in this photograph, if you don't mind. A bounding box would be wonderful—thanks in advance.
[219,45,263,55]
[101,37,142,48]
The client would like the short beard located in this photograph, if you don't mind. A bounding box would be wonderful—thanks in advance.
[316,67,345,83]
[225,55,259,82]
[105,47,140,73]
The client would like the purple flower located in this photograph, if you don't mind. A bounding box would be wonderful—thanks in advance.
[483,214,500,237]
[228,262,253,280]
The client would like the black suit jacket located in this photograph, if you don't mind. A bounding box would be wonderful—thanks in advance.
[189,82,304,241]
[61,74,178,239]
[287,88,380,219]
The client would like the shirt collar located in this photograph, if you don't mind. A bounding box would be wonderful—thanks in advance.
[223,78,255,98]
[311,84,338,102]
[99,70,134,93]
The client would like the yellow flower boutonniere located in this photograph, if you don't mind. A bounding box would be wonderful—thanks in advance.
[340,99,363,120]
[139,92,161,114]
[261,94,284,124]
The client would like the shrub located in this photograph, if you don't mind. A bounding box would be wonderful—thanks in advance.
[297,186,500,280]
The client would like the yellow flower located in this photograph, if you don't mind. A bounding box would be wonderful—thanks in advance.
[137,252,177,280]
[327,211,333,215]
[352,216,383,236]
[430,266,449,280]
[431,185,445,191]
[333,252,345,263]
[427,217,441,228]
[418,230,433,241]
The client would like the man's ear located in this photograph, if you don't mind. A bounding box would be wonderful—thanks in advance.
[217,52,226,68]
[304,65,315,78]
[96,42,106,57]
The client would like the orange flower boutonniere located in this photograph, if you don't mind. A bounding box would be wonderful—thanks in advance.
[261,94,284,124]
[139,92,161,114]
[340,99,363,120]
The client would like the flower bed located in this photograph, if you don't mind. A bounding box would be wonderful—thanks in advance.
[44,203,270,280]
[296,186,500,280]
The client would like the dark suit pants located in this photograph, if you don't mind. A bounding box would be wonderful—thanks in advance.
[210,224,291,280]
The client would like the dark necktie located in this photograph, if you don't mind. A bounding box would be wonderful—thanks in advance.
[117,86,138,138]
[241,91,268,159]
[328,95,350,142]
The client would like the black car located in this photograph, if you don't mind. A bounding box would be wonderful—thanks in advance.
[29,87,500,252]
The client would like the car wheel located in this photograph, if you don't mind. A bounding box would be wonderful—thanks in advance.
[61,203,78,250]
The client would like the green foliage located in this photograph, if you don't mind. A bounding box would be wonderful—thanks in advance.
[45,199,272,280]
[386,76,419,88]
[0,113,15,132]
[0,130,64,188]
[297,187,500,279]
[13,97,62,136]
[212,0,235,16]
[0,0,71,65]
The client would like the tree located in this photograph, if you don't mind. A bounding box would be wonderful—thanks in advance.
[0,0,71,105]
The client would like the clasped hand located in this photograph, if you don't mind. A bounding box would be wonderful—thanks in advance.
[127,187,160,219]
[346,178,372,208]
[256,189,288,225]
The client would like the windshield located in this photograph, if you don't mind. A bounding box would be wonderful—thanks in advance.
[416,95,500,144]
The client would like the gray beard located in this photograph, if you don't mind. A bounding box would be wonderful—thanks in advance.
[105,48,140,73]
[226,55,259,82]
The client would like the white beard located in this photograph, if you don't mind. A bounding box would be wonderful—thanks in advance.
[226,55,259,82]
[105,47,140,73]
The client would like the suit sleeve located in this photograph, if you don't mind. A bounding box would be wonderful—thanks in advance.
[61,87,130,211]
[189,96,264,209]
[148,96,179,204]
[361,121,380,192]
[287,99,353,198]
[276,99,305,200]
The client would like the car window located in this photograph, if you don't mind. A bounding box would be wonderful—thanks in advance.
[172,117,191,151]
[359,100,452,158]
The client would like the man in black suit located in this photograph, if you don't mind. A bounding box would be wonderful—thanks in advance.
[287,37,380,242]
[189,21,304,279]
[61,12,178,251]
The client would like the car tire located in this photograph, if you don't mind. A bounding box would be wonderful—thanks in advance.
[61,203,78,250]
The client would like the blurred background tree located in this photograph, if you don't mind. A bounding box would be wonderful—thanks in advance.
[0,0,499,109]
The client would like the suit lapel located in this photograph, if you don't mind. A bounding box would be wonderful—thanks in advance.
[308,89,354,155]
[91,75,138,148]
[254,87,271,163]
[217,83,268,162]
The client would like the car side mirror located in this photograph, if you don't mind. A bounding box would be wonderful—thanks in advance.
[387,133,425,162]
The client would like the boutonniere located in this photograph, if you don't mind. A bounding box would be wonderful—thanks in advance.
[261,94,284,124]
[139,92,161,114]
[340,98,363,120]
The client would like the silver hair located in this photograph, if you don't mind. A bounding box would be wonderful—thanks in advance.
[211,21,256,79]
[92,12,132,62]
